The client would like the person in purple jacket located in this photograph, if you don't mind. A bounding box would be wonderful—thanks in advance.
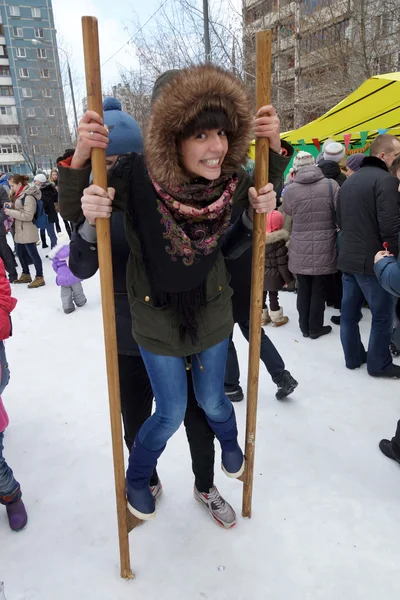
[48,233,87,314]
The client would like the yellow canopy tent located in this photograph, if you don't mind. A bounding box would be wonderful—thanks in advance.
[248,72,400,159]
[281,72,400,146]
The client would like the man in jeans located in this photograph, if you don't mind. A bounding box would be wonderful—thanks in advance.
[337,134,400,378]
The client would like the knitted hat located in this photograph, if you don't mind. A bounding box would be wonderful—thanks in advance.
[323,142,345,163]
[266,210,284,234]
[33,173,47,183]
[346,153,364,172]
[293,151,315,171]
[103,97,143,157]
[322,138,335,153]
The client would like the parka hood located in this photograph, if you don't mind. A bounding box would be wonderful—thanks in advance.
[145,64,253,188]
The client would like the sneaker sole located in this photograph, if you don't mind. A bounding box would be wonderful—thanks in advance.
[221,459,245,479]
[127,501,156,521]
[194,492,236,529]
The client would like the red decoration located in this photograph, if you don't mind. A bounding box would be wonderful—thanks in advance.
[312,138,321,151]
[343,134,352,151]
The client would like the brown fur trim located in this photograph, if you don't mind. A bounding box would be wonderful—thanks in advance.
[145,65,253,188]
[265,229,290,245]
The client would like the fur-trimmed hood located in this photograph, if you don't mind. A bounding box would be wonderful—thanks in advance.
[266,228,289,245]
[145,64,253,188]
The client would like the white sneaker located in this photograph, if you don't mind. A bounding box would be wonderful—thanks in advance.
[194,485,236,529]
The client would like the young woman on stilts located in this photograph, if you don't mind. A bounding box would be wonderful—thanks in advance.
[58,65,276,520]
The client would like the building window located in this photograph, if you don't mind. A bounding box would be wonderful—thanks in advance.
[47,107,55,117]
[29,127,39,137]
[16,48,27,58]
[0,46,8,58]
[0,66,10,76]
[19,68,29,78]
[0,86,14,97]
[13,27,23,38]
[34,29,44,39]
[0,106,12,115]
[22,88,32,98]
[0,165,14,173]
[26,107,35,118]
[37,48,47,59]
[9,6,20,17]
[32,8,41,18]
[43,89,52,98]
[1,145,13,154]
[0,126,19,136]
[40,69,49,79]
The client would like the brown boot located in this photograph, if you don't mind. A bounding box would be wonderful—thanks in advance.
[28,276,45,289]
[14,273,32,284]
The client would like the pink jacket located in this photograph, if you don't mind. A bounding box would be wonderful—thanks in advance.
[0,396,8,432]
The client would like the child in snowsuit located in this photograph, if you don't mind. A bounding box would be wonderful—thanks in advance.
[262,210,294,326]
[0,258,27,531]
[49,234,87,314]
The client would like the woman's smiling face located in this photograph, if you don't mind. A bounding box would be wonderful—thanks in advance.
[180,129,228,180]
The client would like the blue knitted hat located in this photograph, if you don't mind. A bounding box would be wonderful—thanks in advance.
[103,97,143,156]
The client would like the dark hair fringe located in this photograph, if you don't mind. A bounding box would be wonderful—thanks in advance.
[179,108,232,141]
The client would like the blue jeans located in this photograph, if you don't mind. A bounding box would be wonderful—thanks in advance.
[0,431,18,498]
[16,242,43,277]
[40,222,57,249]
[138,338,233,451]
[0,342,10,396]
[340,273,395,373]
[0,342,15,499]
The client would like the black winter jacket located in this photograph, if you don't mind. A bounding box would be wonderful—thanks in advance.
[337,156,400,275]
[40,182,58,223]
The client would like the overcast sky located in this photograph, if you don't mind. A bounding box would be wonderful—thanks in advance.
[51,0,242,120]
[51,0,161,114]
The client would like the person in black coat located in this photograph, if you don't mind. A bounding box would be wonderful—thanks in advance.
[33,174,58,249]
[0,186,17,282]
[224,143,298,403]
[337,134,400,378]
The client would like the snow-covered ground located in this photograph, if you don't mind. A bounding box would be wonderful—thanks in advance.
[1,243,400,600]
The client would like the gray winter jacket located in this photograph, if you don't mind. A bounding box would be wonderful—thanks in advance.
[282,165,338,276]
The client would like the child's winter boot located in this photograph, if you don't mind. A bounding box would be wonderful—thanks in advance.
[207,410,244,478]
[262,308,271,326]
[1,485,28,532]
[270,307,289,327]
[126,437,165,520]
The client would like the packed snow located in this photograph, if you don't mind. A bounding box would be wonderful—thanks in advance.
[1,239,400,600]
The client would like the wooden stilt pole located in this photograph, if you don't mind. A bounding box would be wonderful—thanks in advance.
[81,16,136,580]
[242,30,272,518]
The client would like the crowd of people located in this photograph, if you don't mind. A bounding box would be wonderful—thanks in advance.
[0,64,400,535]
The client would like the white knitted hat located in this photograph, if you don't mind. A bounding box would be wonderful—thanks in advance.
[323,142,346,163]
[293,151,315,171]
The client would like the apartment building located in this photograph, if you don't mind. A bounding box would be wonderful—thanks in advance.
[243,0,399,130]
[0,0,70,174]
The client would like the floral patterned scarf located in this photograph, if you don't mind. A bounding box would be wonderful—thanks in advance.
[152,175,238,267]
